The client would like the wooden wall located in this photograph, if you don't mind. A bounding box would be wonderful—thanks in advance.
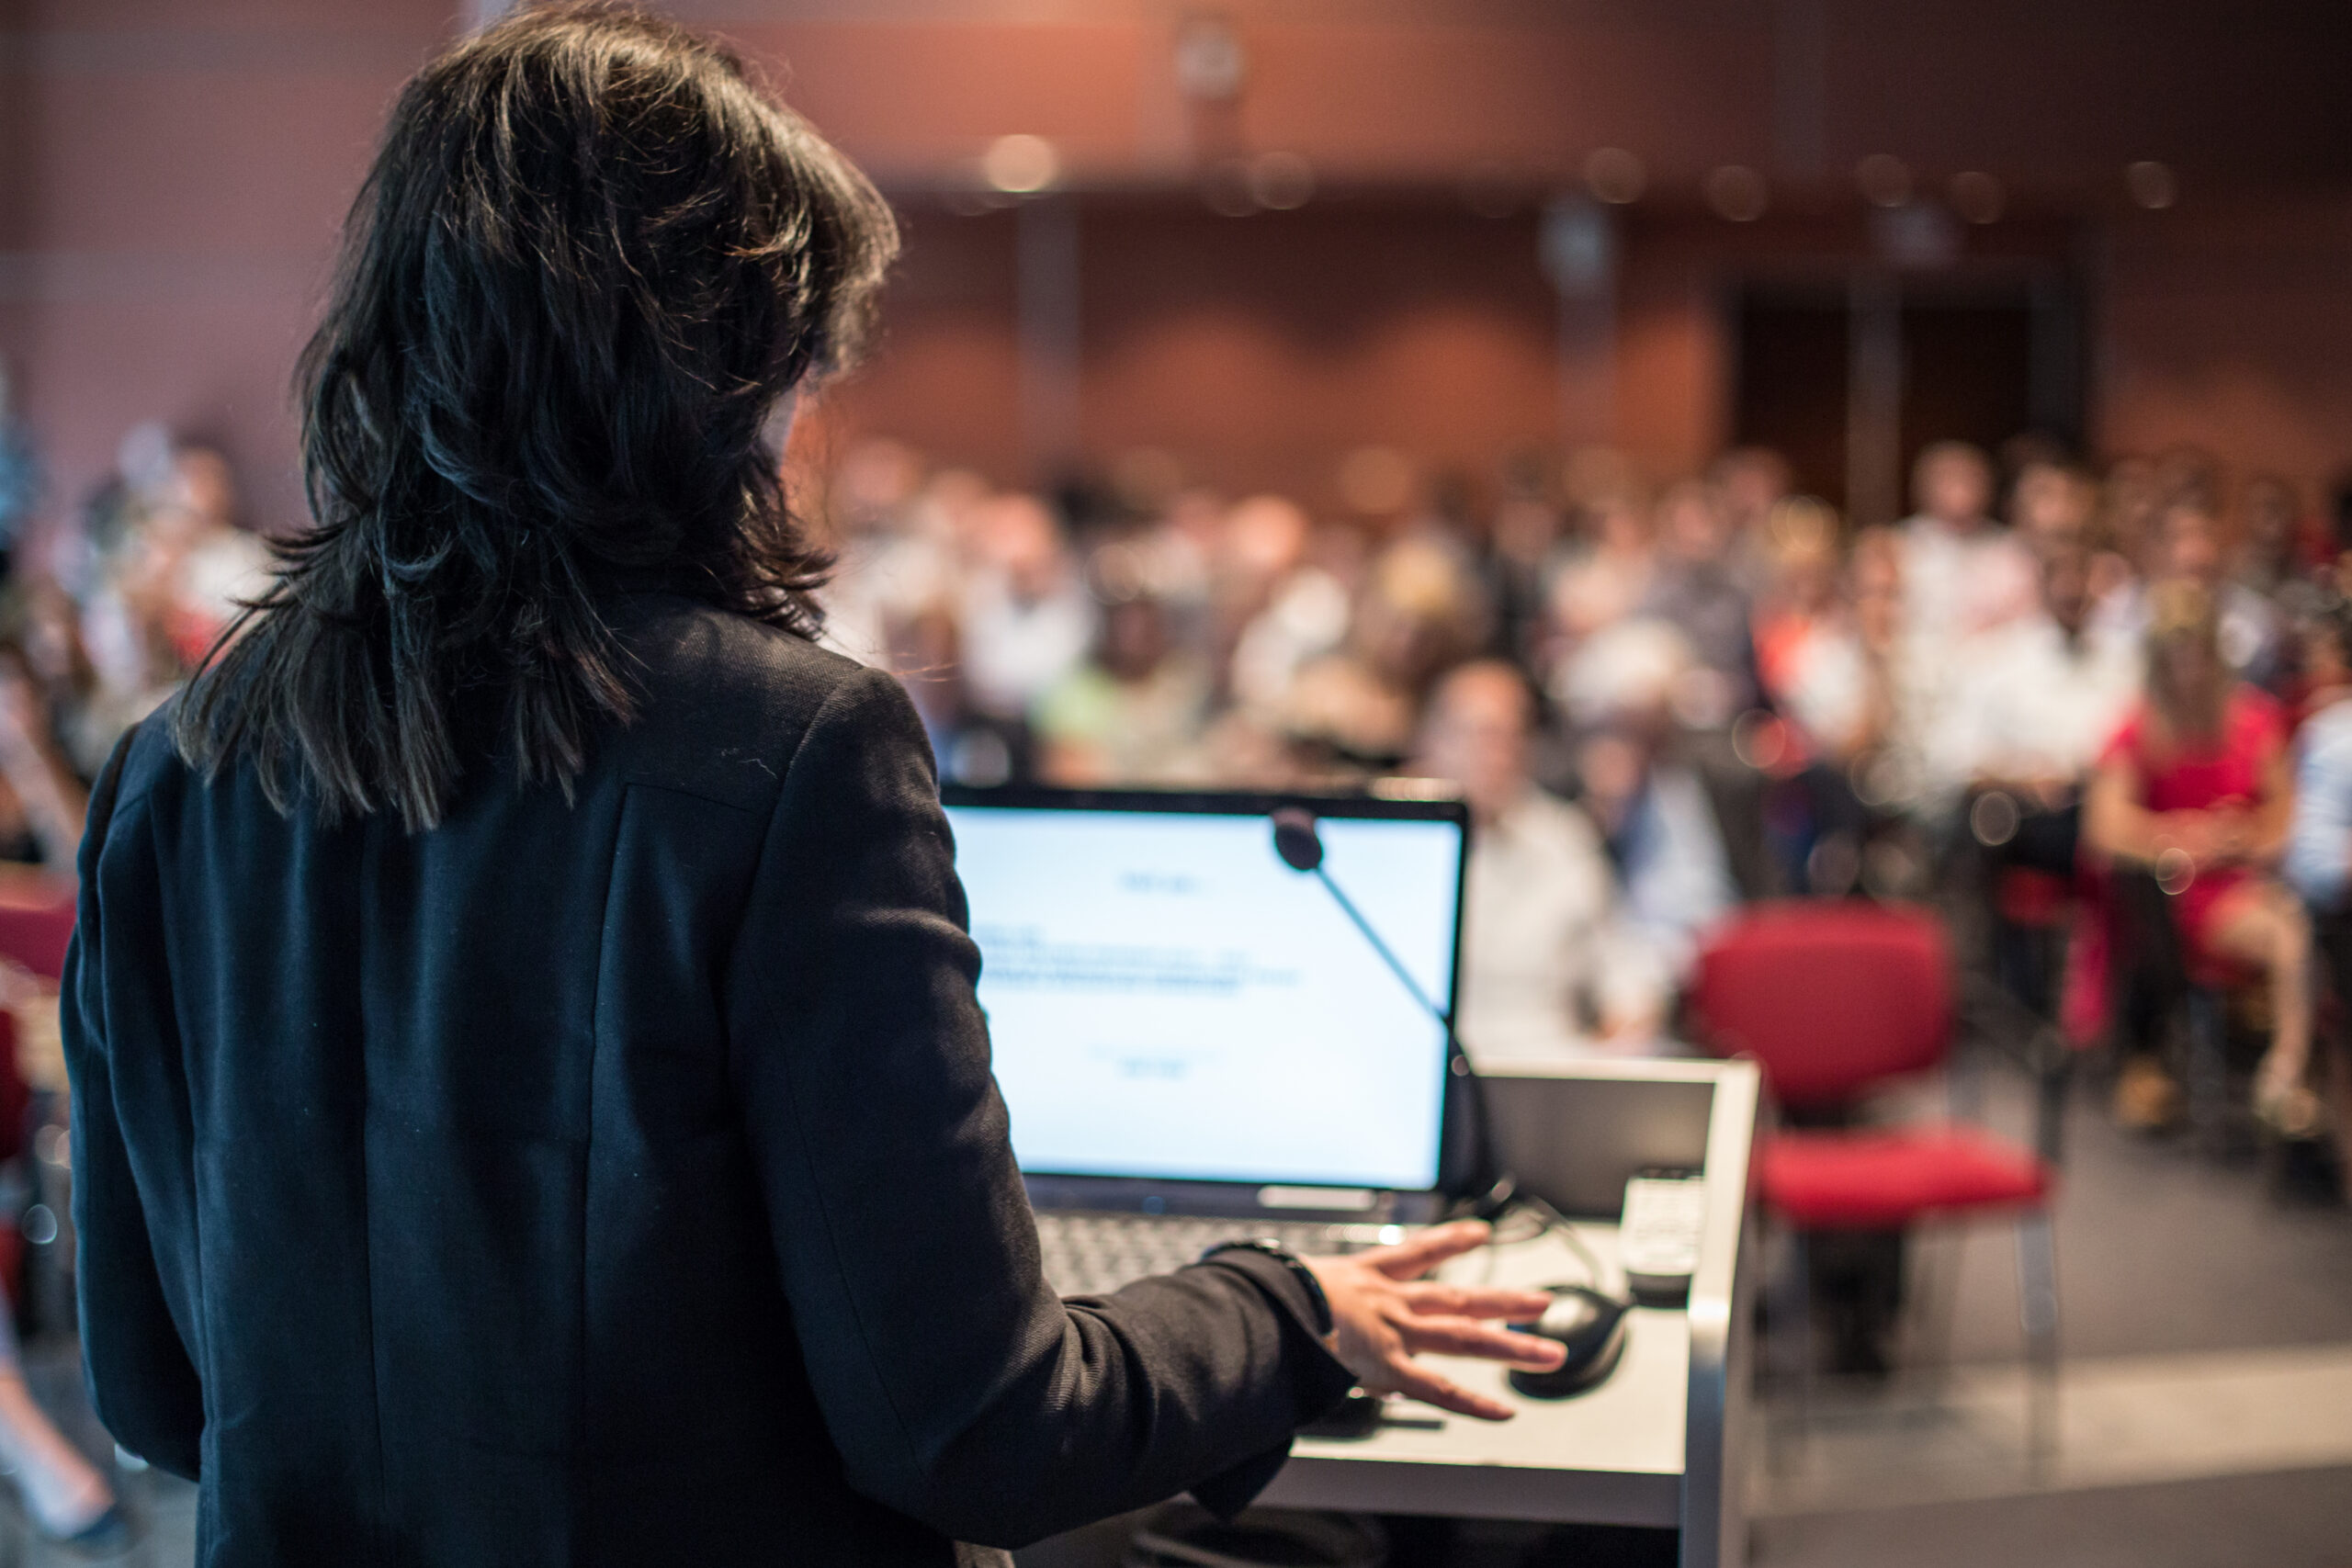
[4,1,2350,535]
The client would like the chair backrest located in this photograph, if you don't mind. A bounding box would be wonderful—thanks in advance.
[1690,899,1952,1110]
[0,891,75,984]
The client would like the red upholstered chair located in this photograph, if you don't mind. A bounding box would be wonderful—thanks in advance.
[0,888,78,984]
[1690,900,2059,1457]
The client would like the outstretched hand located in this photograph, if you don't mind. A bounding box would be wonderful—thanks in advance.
[1305,1220,1565,1421]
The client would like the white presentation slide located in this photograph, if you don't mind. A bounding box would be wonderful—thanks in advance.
[943,806,1461,1190]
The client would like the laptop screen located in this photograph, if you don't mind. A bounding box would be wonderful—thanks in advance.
[941,792,1466,1193]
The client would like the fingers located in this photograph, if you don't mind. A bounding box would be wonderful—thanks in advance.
[1396,1282,1556,1322]
[1374,1360,1518,1422]
[1357,1220,1492,1280]
[1398,1316,1567,1369]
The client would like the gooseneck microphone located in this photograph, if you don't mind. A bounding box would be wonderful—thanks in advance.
[1270,807,1507,1211]
[1273,807,1634,1393]
[1271,807,1454,1032]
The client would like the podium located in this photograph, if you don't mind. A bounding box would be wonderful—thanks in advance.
[1255,1057,1761,1568]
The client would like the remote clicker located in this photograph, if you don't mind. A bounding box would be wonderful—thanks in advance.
[1619,1168,1706,1306]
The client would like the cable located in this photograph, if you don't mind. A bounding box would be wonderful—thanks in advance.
[1474,1191,1613,1294]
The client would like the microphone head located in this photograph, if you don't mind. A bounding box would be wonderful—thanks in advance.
[1271,807,1324,873]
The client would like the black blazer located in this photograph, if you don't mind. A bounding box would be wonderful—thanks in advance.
[64,595,1352,1567]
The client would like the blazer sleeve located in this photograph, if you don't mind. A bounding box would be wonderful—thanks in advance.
[62,732,206,1480]
[728,666,1353,1549]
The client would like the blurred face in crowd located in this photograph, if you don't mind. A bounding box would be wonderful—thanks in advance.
[2012,462,2092,556]
[18,582,83,690]
[1223,496,1310,588]
[1774,540,1837,617]
[1849,528,1905,652]
[1575,728,1649,837]
[2145,581,2226,739]
[1418,660,1532,826]
[975,494,1071,603]
[2103,455,2165,567]
[151,446,237,547]
[1099,598,1170,683]
[2241,475,2299,571]
[2157,502,2225,589]
[1712,447,1792,534]
[1588,491,1651,557]
[1913,444,1993,528]
[1164,489,1227,551]
[2150,628,2225,738]
[1657,480,1730,565]
[2301,615,2352,694]
[2154,446,2223,515]
[1761,497,1840,615]
[924,468,993,553]
[1490,494,1558,569]
[2041,546,2093,638]
[831,438,922,535]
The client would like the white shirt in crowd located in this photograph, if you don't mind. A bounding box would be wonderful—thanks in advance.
[1456,784,1670,1065]
[1780,626,1944,814]
[1897,514,2037,653]
[2287,694,2352,912]
[1934,613,2143,793]
[957,568,1095,720]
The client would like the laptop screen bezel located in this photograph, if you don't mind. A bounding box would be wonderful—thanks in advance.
[939,782,1475,1220]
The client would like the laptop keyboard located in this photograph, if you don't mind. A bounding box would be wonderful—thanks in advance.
[1035,1211,1399,1298]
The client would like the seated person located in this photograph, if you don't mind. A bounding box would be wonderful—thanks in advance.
[1033,584,1210,786]
[1897,441,2036,657]
[1414,660,1668,1062]
[1636,479,1758,726]
[1552,619,1740,968]
[2095,497,2286,692]
[2280,599,2352,1166]
[2085,580,2314,1135]
[1577,720,1738,983]
[0,647,87,881]
[1940,541,2141,878]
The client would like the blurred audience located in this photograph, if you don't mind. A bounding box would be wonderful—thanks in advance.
[1416,660,1667,1064]
[774,431,2352,1134]
[6,395,2349,1150]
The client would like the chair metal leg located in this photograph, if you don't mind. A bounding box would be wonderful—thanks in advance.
[1915,1225,1963,1396]
[1767,1226,1815,1470]
[2014,1209,2061,1473]
[2185,987,2228,1160]
[2033,1027,2073,1168]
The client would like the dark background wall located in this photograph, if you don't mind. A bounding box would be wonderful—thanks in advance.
[4,0,2350,533]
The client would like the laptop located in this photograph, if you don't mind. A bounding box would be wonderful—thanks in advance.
[939,784,1472,1295]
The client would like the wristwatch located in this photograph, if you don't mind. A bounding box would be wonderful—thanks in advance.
[1200,1239,1335,1337]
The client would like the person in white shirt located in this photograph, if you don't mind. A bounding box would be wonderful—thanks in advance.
[1414,660,1668,1064]
[1577,721,1739,981]
[1898,441,2037,655]
[1939,540,2143,869]
[956,492,1095,722]
[2283,602,2352,1172]
[2288,604,2352,914]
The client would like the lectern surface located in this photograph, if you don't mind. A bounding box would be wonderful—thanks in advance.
[1261,1222,1688,1527]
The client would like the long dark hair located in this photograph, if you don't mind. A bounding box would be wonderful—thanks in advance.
[175,3,897,830]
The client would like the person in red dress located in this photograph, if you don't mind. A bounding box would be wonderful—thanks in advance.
[2085,579,2318,1134]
